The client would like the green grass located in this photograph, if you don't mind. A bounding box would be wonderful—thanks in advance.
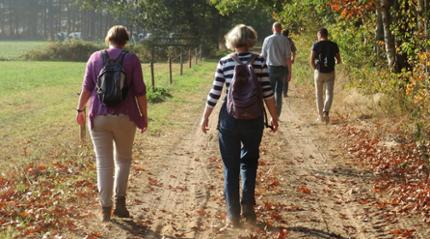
[0,59,216,238]
[0,41,50,60]
[289,33,315,87]
[0,60,216,170]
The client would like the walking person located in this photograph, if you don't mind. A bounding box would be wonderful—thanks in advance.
[76,25,148,222]
[261,22,291,117]
[200,24,278,227]
[309,28,341,124]
[282,29,297,97]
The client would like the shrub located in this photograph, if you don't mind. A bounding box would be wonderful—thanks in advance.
[147,87,172,103]
[24,40,102,61]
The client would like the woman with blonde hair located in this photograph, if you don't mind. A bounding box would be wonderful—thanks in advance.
[76,25,148,222]
[201,24,278,227]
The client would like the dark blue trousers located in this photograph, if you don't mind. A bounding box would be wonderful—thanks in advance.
[218,104,264,221]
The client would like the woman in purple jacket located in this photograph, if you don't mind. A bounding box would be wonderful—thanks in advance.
[76,25,148,222]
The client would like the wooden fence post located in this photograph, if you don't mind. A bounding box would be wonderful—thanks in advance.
[180,50,183,76]
[150,61,155,91]
[189,48,192,68]
[150,48,155,90]
[199,45,202,63]
[169,55,173,84]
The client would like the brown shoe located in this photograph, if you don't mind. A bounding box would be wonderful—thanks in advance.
[102,207,112,222]
[113,196,130,218]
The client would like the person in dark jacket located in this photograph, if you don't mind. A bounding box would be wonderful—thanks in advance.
[309,28,341,124]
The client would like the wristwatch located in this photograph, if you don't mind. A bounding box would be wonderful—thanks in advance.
[76,108,85,113]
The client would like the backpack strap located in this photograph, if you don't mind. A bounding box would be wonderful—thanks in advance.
[263,106,274,130]
[114,50,128,65]
[246,54,258,66]
[230,53,242,65]
[231,53,258,66]
[101,50,109,65]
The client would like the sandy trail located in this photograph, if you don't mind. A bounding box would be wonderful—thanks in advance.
[78,83,429,239]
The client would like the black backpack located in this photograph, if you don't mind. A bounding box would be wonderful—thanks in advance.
[96,50,128,106]
[315,41,337,73]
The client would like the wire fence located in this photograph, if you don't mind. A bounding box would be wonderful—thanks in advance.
[79,44,203,143]
[147,46,202,90]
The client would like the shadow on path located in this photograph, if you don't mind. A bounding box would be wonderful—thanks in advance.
[287,226,352,239]
[112,219,194,239]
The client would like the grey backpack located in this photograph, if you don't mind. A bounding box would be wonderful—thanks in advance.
[96,50,128,107]
[227,54,263,119]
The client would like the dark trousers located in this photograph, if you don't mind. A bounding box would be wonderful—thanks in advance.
[268,65,288,116]
[218,104,264,221]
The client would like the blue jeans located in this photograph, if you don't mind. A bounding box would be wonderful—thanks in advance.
[269,66,288,116]
[218,104,264,221]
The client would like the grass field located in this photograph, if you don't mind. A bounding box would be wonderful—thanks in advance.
[0,59,215,169]
[0,41,51,60]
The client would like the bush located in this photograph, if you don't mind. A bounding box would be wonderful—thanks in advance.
[147,87,172,103]
[24,40,102,61]
[126,41,155,63]
[330,21,376,68]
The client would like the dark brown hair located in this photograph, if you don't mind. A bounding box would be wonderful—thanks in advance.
[318,28,329,38]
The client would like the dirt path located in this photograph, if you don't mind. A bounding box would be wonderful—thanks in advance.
[78,82,430,239]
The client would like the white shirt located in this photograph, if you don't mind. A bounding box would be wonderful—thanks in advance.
[261,33,291,67]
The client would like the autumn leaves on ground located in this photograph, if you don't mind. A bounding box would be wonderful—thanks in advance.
[1,50,430,239]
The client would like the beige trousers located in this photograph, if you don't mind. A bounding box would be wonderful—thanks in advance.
[89,114,136,207]
[314,70,335,118]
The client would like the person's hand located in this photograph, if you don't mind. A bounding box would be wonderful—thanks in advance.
[140,115,148,133]
[76,111,85,125]
[270,117,279,132]
[201,117,209,133]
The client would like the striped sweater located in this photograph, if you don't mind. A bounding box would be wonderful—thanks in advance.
[206,52,274,108]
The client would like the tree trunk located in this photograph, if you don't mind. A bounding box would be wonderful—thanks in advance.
[380,0,396,71]
[375,8,384,41]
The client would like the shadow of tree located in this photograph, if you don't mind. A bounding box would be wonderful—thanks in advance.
[314,166,374,180]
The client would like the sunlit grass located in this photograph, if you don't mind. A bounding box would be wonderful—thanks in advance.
[0,60,215,169]
[0,41,50,60]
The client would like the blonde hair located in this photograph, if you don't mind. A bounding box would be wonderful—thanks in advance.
[105,25,130,46]
[224,24,257,50]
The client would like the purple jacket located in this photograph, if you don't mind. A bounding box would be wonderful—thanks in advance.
[82,47,147,129]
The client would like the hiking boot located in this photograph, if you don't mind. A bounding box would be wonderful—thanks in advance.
[113,196,130,218]
[102,207,112,222]
[241,205,257,225]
